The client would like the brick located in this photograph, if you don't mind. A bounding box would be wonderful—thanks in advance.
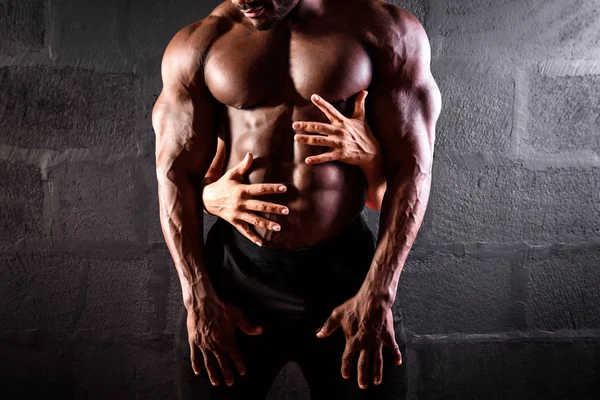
[413,338,600,400]
[423,160,600,244]
[0,251,85,333]
[528,74,600,154]
[0,0,45,56]
[438,0,600,62]
[0,340,71,397]
[0,65,139,152]
[0,161,45,245]
[128,0,216,61]
[50,160,140,243]
[130,340,177,399]
[65,339,136,400]
[70,256,155,335]
[432,62,513,153]
[49,0,124,68]
[526,247,600,330]
[397,253,512,334]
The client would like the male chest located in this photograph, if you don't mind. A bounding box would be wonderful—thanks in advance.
[204,25,373,110]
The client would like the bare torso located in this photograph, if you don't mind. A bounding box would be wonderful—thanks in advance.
[202,1,390,248]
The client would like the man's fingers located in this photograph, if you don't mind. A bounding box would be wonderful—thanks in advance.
[201,349,222,386]
[190,344,203,376]
[243,199,289,215]
[305,150,340,165]
[317,309,341,338]
[214,351,235,386]
[310,94,345,123]
[238,212,281,231]
[357,349,370,389]
[228,347,247,377]
[341,343,356,379]
[236,313,263,336]
[292,121,342,136]
[294,133,340,149]
[352,90,368,120]
[242,183,287,196]
[372,345,383,386]
[387,333,403,366]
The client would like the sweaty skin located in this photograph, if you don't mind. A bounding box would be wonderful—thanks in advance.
[152,0,441,390]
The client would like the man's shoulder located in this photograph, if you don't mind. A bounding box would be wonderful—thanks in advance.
[362,0,422,30]
[162,3,238,70]
[358,1,430,73]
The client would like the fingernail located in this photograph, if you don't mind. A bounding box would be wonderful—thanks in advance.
[374,379,381,385]
[226,381,234,387]
[293,122,301,129]
[312,94,320,101]
[278,185,286,192]
[272,225,281,231]
[316,330,323,338]
[305,158,312,164]
[282,208,289,214]
[255,241,262,247]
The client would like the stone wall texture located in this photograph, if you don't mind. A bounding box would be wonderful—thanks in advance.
[1,0,599,398]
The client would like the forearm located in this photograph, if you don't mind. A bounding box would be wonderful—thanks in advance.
[157,167,217,308]
[360,161,432,303]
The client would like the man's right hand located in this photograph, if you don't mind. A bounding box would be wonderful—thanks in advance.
[187,295,263,386]
[202,152,289,246]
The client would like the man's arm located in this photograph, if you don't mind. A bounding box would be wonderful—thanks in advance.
[362,11,441,303]
[152,20,262,386]
[153,24,220,308]
[314,8,441,389]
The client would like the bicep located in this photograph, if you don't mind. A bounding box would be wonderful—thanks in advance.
[153,88,219,179]
[367,79,440,176]
[366,23,441,177]
[152,32,220,179]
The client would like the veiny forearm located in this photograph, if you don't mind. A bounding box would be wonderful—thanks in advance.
[361,161,432,302]
[157,168,217,308]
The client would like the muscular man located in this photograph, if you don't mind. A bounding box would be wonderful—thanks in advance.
[152,0,441,399]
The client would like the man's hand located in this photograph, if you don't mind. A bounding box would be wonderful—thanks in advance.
[202,152,289,246]
[316,289,403,389]
[292,90,382,171]
[187,294,263,386]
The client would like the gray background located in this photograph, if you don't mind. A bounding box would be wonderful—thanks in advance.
[1,0,599,398]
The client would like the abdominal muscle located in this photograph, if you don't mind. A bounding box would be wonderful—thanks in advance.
[221,105,367,248]
[228,159,367,249]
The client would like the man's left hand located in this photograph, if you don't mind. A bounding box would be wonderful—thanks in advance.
[292,91,381,169]
[316,289,403,389]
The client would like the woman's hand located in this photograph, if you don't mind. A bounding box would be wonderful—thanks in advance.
[202,152,289,246]
[292,91,386,210]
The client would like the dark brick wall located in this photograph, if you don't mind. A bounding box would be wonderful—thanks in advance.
[1,0,599,399]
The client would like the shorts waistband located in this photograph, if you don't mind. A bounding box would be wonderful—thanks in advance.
[211,213,374,260]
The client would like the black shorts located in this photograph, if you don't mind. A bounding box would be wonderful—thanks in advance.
[175,215,408,399]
